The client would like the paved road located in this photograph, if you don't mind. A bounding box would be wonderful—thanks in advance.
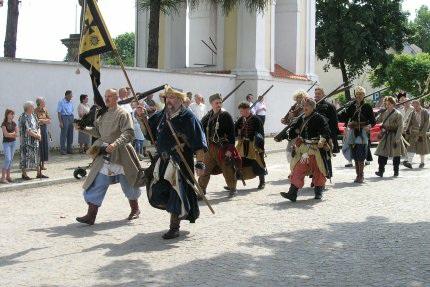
[0,149,429,287]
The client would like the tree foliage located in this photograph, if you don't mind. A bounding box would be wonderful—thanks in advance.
[316,0,410,99]
[370,53,430,98]
[102,32,135,67]
[409,5,430,53]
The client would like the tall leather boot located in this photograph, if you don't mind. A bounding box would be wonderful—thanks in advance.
[357,161,365,183]
[0,168,7,184]
[280,185,298,202]
[257,175,265,190]
[353,161,359,183]
[127,199,141,220]
[76,203,99,225]
[375,165,385,177]
[162,213,180,240]
[393,157,400,177]
[314,186,323,200]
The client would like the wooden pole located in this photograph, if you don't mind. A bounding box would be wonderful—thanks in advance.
[165,116,215,214]
[112,50,156,144]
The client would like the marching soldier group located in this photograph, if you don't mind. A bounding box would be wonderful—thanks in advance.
[73,84,429,240]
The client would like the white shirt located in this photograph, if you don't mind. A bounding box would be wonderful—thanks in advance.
[189,102,207,121]
[122,103,133,114]
[253,101,266,116]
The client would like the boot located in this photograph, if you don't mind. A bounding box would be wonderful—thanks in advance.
[393,163,400,177]
[403,161,413,169]
[314,186,323,200]
[6,169,13,183]
[280,185,298,202]
[228,188,237,197]
[357,161,365,183]
[162,214,180,240]
[0,169,7,184]
[127,200,140,220]
[197,189,206,201]
[76,203,99,225]
[375,165,385,177]
[257,175,265,190]
[353,161,359,183]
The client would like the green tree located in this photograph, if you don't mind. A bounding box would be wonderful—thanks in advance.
[3,0,20,58]
[370,53,430,98]
[409,5,430,52]
[102,32,135,67]
[316,0,409,100]
[138,0,271,68]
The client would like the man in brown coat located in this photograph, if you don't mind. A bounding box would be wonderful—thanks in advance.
[404,100,430,168]
[75,89,142,225]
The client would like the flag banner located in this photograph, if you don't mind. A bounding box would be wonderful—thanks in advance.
[78,0,116,109]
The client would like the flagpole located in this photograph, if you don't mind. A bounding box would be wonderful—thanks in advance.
[112,50,156,144]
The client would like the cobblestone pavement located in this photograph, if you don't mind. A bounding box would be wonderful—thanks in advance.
[0,148,429,287]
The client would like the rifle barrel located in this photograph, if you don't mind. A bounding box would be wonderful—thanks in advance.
[250,85,274,109]
[222,81,246,103]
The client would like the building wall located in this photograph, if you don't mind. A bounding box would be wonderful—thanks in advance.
[223,9,238,71]
[0,58,236,152]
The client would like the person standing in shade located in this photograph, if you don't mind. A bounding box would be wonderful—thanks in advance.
[374,96,407,177]
[35,97,51,171]
[403,100,430,168]
[1,109,19,183]
[77,94,91,154]
[189,94,207,121]
[19,101,47,180]
[57,90,74,155]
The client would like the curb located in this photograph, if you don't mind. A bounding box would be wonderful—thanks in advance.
[0,148,285,192]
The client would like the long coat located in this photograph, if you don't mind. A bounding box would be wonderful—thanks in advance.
[406,109,430,155]
[82,106,140,190]
[375,109,407,158]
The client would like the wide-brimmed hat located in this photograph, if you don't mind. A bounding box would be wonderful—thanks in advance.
[160,86,188,102]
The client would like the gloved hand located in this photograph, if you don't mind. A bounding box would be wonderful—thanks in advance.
[300,153,309,164]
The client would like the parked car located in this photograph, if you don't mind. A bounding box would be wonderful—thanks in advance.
[338,108,382,144]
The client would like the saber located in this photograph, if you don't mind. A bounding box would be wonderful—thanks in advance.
[165,114,215,214]
[222,81,246,103]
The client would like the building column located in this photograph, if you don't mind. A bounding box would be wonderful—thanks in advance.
[275,0,300,74]
[305,0,317,80]
[135,1,149,68]
[233,3,271,78]
[163,6,188,69]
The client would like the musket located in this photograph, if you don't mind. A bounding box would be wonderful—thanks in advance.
[118,85,167,105]
[250,85,274,110]
[165,113,215,214]
[395,93,429,107]
[306,81,318,93]
[222,81,246,103]
[336,86,389,113]
[274,83,351,142]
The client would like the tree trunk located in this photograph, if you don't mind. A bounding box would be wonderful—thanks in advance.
[339,59,351,100]
[147,0,161,68]
[4,0,19,58]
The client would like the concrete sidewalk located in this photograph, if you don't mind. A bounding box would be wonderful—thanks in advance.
[0,138,286,192]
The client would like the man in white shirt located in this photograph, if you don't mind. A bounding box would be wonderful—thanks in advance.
[189,94,207,121]
[119,87,133,114]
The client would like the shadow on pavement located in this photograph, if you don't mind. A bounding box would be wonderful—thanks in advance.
[90,216,429,287]
[30,219,131,238]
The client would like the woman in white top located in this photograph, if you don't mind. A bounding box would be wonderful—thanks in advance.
[77,94,91,153]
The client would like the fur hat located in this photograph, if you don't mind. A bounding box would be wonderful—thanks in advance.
[209,93,222,103]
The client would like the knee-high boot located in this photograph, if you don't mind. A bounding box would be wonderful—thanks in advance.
[393,157,400,177]
[162,213,180,240]
[258,175,265,190]
[76,203,99,225]
[280,185,298,202]
[127,200,141,220]
[357,161,365,183]
[353,161,359,183]
[375,157,386,177]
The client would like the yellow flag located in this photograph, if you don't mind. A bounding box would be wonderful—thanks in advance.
[79,0,115,87]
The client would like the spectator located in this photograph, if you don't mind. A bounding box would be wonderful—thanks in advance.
[19,101,47,180]
[119,87,133,114]
[253,98,267,125]
[144,93,159,117]
[158,93,166,110]
[131,102,146,159]
[246,94,254,107]
[57,90,74,155]
[1,109,19,183]
[189,94,207,121]
[77,94,91,153]
[35,97,51,171]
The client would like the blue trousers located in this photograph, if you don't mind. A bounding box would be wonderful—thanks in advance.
[83,173,141,207]
[60,115,74,154]
[134,139,144,155]
[2,141,16,169]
